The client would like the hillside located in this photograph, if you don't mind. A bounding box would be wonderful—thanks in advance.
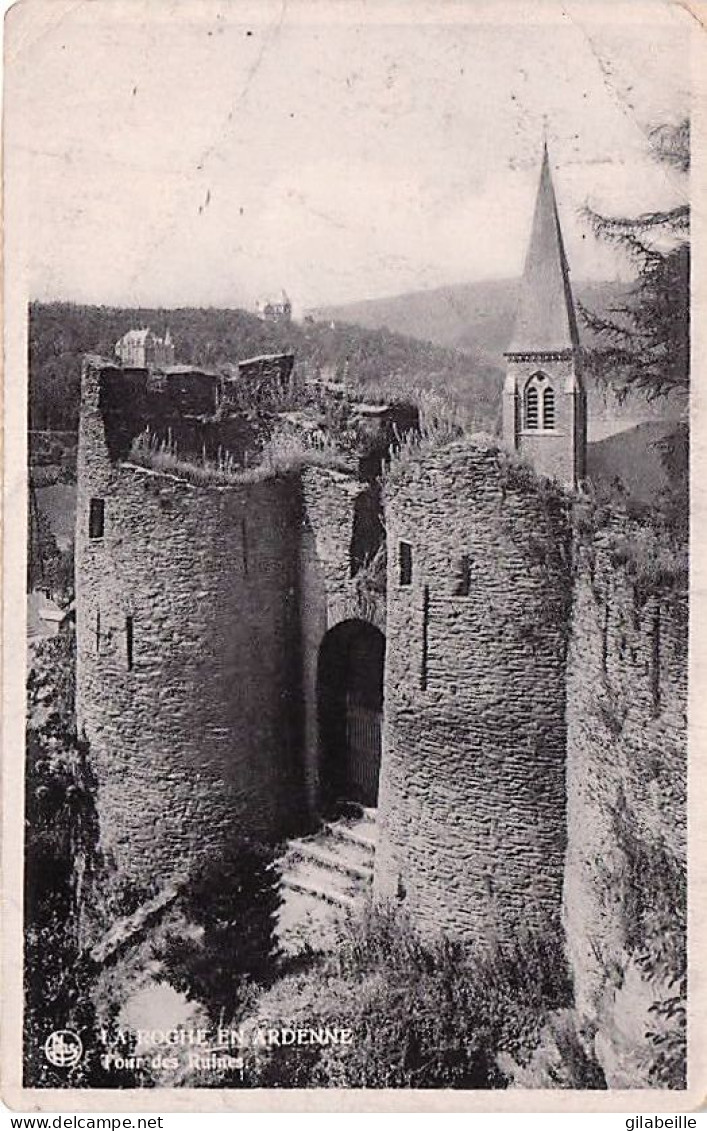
[29,294,688,517]
[587,421,687,504]
[28,302,502,435]
[310,277,686,438]
[309,277,626,365]
[312,278,516,369]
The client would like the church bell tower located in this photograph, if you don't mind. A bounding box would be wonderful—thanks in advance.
[503,143,586,489]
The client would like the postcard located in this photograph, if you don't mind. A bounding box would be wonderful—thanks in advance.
[2,0,705,1113]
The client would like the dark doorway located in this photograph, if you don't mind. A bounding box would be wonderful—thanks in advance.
[318,620,385,809]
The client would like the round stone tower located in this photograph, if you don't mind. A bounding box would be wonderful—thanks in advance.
[375,439,572,943]
[75,357,303,882]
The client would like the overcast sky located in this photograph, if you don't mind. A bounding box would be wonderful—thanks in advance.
[6,0,691,312]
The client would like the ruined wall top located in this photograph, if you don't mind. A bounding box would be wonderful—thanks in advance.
[385,435,571,507]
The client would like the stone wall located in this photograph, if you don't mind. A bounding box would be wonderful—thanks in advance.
[76,358,304,881]
[504,356,586,488]
[74,351,688,1045]
[299,465,385,816]
[563,532,687,1085]
[375,440,573,943]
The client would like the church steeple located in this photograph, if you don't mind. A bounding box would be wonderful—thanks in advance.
[502,143,586,489]
[508,142,579,356]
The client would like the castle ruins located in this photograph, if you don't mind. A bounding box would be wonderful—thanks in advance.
[74,151,686,1066]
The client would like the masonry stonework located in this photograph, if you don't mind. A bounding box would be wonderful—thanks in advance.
[562,534,687,1084]
[374,441,573,942]
[299,464,385,817]
[503,356,586,487]
[76,358,304,879]
[74,351,688,1014]
[69,123,687,1082]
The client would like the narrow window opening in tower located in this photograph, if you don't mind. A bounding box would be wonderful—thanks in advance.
[525,386,539,430]
[543,386,556,430]
[601,598,609,678]
[241,517,248,575]
[89,498,105,539]
[399,540,412,587]
[421,584,429,690]
[96,610,101,655]
[651,604,661,715]
[454,554,471,596]
[126,615,134,671]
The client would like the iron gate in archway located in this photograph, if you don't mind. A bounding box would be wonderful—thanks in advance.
[317,620,385,809]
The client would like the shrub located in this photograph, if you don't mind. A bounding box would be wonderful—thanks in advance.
[571,483,688,601]
[610,792,686,1088]
[27,633,77,735]
[156,841,283,1023]
[607,525,688,599]
[24,629,152,1087]
[44,543,75,608]
[28,495,61,591]
[498,1010,606,1089]
[354,542,387,603]
[24,913,152,1089]
[237,904,572,1088]
[23,713,142,1087]
[258,428,351,475]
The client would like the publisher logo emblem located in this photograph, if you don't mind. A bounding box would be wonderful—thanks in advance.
[44,1029,83,1068]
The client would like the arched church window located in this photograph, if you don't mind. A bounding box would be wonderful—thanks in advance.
[542,386,556,430]
[525,385,539,430]
[524,373,556,431]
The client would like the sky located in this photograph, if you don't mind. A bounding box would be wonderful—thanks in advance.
[6,0,692,313]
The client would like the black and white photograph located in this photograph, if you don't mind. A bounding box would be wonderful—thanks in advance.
[2,0,700,1110]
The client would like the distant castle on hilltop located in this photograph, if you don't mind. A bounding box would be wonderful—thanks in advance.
[115,327,175,369]
[74,145,684,1013]
[255,289,292,324]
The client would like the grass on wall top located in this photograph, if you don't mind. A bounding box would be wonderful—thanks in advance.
[126,427,352,487]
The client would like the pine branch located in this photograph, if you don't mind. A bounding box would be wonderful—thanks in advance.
[582,204,689,234]
[648,120,690,174]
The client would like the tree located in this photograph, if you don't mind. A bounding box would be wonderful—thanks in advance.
[28,490,61,593]
[24,634,153,1088]
[157,841,283,1024]
[579,120,689,404]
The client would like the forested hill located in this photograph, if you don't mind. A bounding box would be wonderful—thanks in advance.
[308,277,687,438]
[309,277,628,366]
[29,302,502,433]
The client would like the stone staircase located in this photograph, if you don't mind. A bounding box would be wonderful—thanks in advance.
[276,806,376,954]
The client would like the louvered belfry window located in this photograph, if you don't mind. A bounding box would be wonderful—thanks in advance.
[525,385,539,430]
[525,374,556,431]
[543,385,556,430]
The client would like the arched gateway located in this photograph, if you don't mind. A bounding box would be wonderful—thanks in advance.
[317,619,385,809]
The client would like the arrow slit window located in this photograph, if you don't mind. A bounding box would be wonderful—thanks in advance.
[89,498,105,539]
[399,541,412,587]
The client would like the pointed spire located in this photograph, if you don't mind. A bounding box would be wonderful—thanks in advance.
[507,144,579,355]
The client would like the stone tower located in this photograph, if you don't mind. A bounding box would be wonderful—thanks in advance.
[503,144,586,489]
[74,358,304,881]
[375,439,572,942]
